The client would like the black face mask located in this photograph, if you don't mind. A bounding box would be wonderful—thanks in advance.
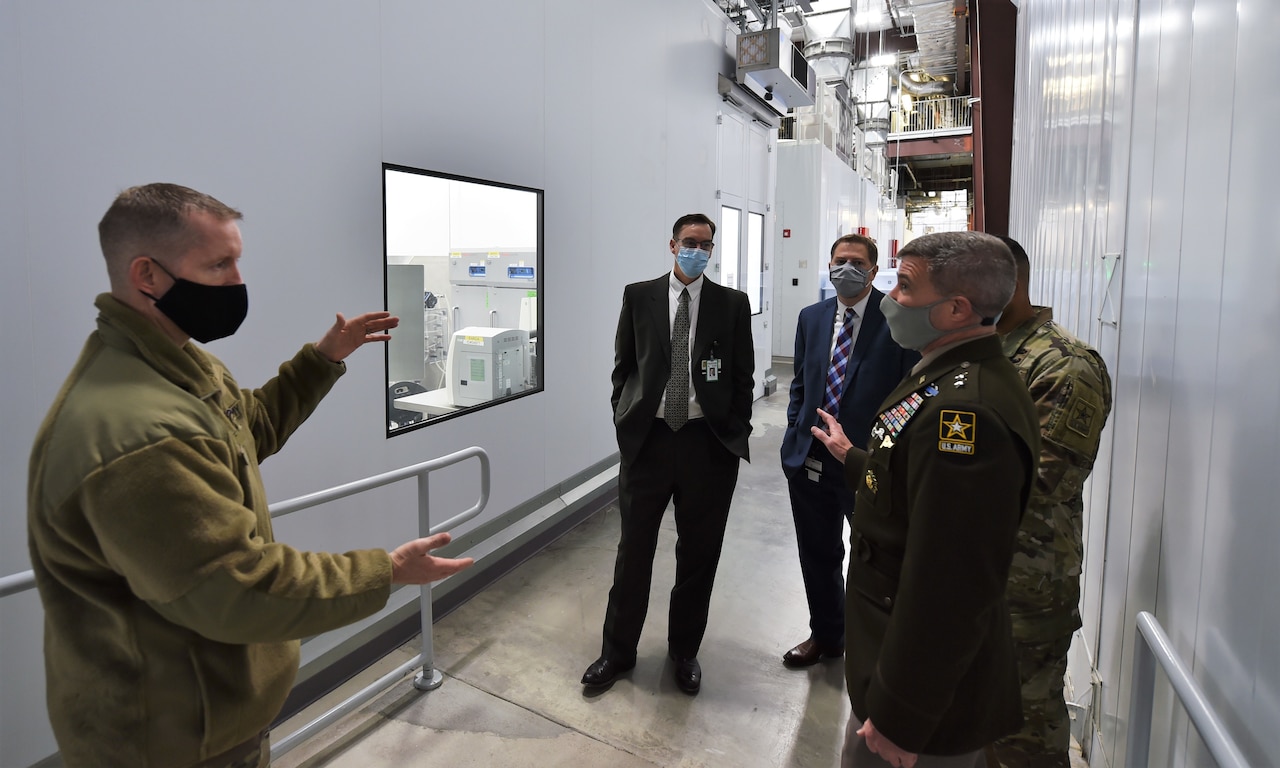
[142,259,249,343]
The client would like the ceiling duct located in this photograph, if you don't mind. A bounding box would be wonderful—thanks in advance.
[803,37,855,82]
[903,0,964,80]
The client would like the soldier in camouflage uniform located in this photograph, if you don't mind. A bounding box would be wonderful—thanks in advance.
[990,237,1113,768]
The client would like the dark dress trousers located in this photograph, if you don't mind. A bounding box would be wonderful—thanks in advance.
[779,290,918,647]
[842,335,1040,754]
[602,274,754,662]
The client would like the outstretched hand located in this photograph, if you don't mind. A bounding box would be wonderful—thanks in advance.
[315,311,400,363]
[389,532,474,585]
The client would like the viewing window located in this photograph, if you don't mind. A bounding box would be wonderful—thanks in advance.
[383,164,544,435]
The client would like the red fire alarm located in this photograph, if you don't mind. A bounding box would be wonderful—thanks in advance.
[857,226,869,236]
[783,228,791,238]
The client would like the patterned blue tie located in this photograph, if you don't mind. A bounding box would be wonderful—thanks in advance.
[822,307,857,416]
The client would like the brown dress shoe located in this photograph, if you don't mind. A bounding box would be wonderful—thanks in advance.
[782,638,844,668]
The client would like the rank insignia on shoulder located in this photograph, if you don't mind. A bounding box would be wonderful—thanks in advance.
[865,469,877,493]
[938,410,976,455]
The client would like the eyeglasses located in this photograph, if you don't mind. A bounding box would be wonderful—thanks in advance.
[679,238,715,250]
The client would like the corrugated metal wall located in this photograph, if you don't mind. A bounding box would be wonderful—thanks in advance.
[1009,0,1279,765]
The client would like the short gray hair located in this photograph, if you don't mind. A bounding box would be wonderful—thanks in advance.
[897,231,1016,319]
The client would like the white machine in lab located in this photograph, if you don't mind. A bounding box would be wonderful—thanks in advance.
[447,326,530,407]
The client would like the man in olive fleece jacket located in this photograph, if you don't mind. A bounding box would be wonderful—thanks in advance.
[27,183,473,768]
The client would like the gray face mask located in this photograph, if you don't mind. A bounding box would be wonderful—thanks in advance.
[880,294,954,350]
[829,263,869,299]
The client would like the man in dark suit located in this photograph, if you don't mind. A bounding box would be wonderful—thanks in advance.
[779,234,918,669]
[581,213,754,696]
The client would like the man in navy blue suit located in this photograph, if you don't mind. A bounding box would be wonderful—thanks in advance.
[779,234,918,668]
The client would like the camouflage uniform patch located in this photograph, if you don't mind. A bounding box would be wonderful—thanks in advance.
[996,307,1113,765]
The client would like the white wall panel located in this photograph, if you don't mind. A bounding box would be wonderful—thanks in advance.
[0,3,43,752]
[1195,0,1280,761]
[0,1,30,570]
[1011,0,1278,765]
[1157,0,1238,763]
[719,112,747,201]
[774,142,823,353]
[0,0,758,762]
[770,140,887,358]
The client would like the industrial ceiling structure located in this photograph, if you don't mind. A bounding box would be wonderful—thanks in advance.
[716,0,975,216]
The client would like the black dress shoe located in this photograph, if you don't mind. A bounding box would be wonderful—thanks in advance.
[782,638,844,668]
[581,656,635,689]
[668,652,701,694]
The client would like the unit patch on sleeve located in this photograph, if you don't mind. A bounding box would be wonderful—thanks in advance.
[1050,380,1106,455]
[938,410,976,455]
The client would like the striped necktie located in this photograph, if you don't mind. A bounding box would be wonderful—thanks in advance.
[822,307,857,416]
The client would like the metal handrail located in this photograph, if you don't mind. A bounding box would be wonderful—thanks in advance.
[1,446,490,763]
[1126,611,1249,768]
[0,570,34,599]
[888,94,973,138]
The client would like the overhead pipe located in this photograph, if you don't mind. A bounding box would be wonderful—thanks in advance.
[898,71,954,96]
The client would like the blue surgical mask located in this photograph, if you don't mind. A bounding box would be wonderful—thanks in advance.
[675,247,710,279]
[880,294,953,351]
[829,263,870,298]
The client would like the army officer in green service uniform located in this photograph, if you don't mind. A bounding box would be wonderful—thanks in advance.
[812,231,1040,768]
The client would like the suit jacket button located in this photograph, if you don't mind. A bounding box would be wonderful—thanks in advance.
[883,597,893,608]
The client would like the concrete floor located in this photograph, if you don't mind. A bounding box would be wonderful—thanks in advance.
[272,364,1087,768]
[274,368,850,768]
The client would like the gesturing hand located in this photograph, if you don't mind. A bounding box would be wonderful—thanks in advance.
[810,407,853,464]
[857,718,917,768]
[315,311,400,363]
[389,532,474,585]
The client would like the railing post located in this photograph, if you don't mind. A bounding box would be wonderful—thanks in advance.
[1125,615,1158,767]
[412,469,443,691]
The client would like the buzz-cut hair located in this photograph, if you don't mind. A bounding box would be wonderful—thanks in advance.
[997,235,1031,281]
